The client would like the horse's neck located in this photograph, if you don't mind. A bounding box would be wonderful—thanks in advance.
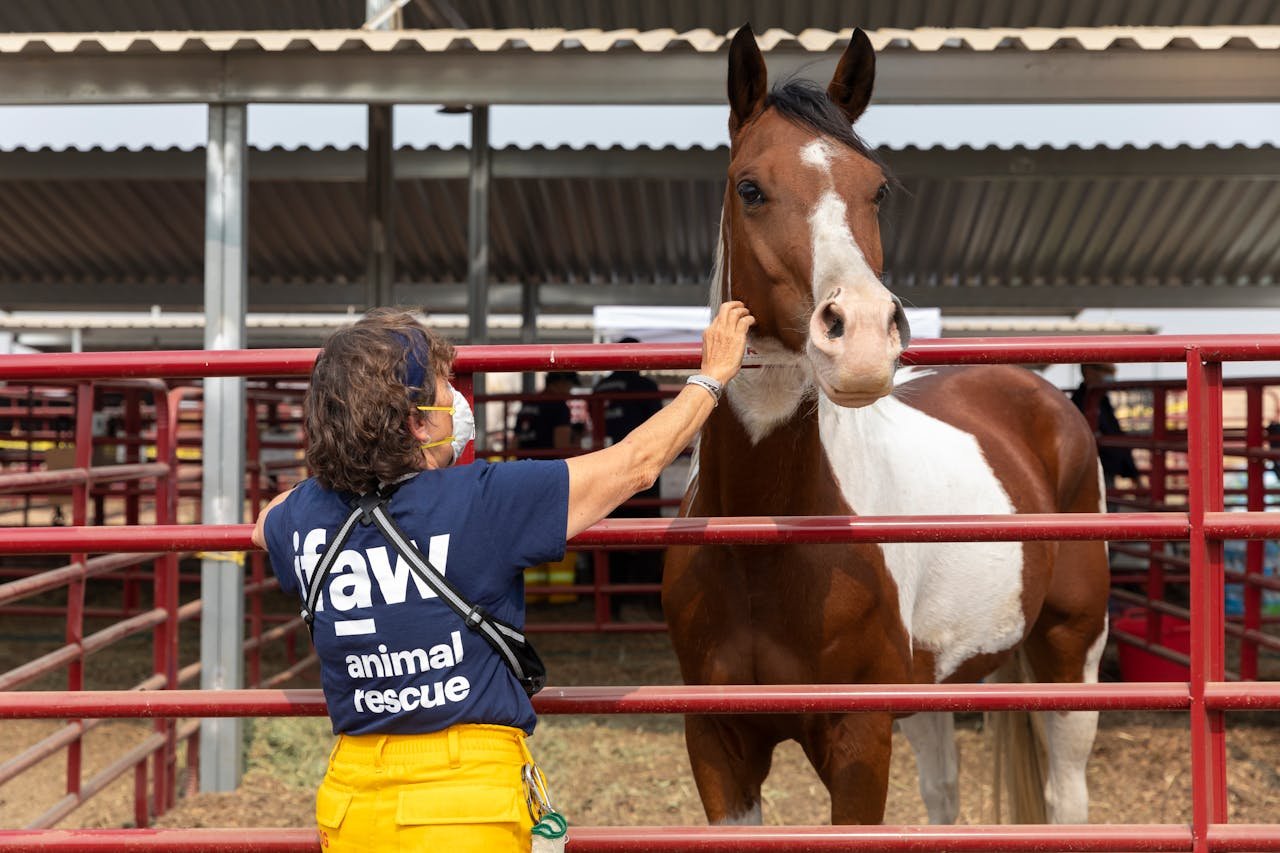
[697,372,833,517]
[724,360,813,446]
[708,363,929,516]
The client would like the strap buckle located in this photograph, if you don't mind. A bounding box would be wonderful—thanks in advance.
[353,493,384,526]
[464,605,487,630]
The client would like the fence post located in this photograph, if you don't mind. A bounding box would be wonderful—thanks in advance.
[246,400,263,688]
[1147,388,1168,643]
[1243,384,1264,681]
[148,388,176,815]
[1185,349,1227,852]
[65,382,93,801]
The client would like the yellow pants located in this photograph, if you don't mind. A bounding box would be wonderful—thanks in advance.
[315,724,535,852]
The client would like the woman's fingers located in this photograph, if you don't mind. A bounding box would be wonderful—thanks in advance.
[699,302,756,385]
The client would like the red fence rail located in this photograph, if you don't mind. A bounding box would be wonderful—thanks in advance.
[0,337,1277,852]
[0,379,313,830]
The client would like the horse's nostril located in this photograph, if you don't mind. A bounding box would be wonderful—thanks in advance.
[821,304,845,340]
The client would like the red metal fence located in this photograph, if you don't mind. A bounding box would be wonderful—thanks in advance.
[0,336,1278,852]
[1080,375,1280,682]
[0,380,313,828]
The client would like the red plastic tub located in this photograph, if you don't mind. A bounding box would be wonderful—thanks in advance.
[1112,610,1191,681]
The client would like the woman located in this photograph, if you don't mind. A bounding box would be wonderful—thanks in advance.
[251,302,753,851]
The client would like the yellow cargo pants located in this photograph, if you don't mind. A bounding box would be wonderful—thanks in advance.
[315,724,535,852]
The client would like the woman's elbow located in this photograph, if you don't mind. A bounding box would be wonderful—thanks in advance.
[622,442,662,494]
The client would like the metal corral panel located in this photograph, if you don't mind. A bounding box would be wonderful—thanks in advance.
[2,1,1278,32]
[0,144,1276,311]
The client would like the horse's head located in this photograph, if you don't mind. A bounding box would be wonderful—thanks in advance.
[720,25,908,409]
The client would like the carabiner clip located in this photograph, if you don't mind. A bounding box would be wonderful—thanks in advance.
[522,762,554,823]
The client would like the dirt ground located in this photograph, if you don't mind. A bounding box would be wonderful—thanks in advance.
[3,588,1279,832]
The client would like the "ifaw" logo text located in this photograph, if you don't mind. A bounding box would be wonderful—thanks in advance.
[291,527,450,636]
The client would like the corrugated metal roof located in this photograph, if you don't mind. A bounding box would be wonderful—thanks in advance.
[4,27,1272,107]
[414,1,1280,31]
[2,26,1278,54]
[3,1,1277,33]
[0,144,1276,311]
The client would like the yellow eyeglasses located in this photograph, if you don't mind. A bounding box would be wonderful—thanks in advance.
[416,404,454,450]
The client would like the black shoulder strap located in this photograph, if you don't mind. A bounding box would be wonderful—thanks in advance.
[300,492,532,683]
[363,500,532,682]
[300,500,367,637]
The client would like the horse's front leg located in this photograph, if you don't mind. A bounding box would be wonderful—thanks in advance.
[683,715,775,824]
[798,711,895,824]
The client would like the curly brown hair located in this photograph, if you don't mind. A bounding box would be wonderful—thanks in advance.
[304,308,456,494]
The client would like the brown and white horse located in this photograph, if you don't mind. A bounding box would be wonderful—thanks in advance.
[663,26,1111,826]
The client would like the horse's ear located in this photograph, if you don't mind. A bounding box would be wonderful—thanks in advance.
[727,23,767,136]
[827,28,875,125]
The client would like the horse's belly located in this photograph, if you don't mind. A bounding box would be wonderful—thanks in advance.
[818,384,1027,681]
[885,541,1026,680]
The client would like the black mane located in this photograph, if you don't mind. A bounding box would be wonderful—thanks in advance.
[764,78,888,173]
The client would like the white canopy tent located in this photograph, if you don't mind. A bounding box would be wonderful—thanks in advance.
[593,305,944,343]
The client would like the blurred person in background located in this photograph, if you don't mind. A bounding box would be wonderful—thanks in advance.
[514,371,579,454]
[514,370,582,607]
[593,340,664,620]
[1072,362,1140,491]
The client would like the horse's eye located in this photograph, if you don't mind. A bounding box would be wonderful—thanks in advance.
[874,183,890,206]
[736,180,765,207]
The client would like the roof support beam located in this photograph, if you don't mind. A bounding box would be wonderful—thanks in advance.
[7,145,1278,183]
[365,104,395,307]
[6,280,1280,312]
[466,105,492,435]
[198,103,247,795]
[520,279,538,392]
[1,44,1277,105]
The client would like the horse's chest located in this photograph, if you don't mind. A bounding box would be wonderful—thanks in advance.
[818,391,1028,682]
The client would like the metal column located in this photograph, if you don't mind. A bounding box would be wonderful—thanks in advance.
[467,105,491,441]
[366,104,395,307]
[521,280,538,394]
[199,103,248,793]
[364,0,397,308]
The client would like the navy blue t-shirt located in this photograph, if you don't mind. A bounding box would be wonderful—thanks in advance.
[263,460,569,736]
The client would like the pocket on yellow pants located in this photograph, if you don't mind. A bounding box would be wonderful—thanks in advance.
[396,782,527,852]
[316,783,352,829]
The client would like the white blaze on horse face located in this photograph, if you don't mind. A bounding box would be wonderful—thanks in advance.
[818,367,1026,681]
[799,139,883,303]
[799,139,900,406]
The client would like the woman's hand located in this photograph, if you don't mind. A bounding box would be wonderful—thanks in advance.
[700,301,755,385]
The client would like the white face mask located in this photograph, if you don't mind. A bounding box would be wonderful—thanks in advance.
[447,386,475,464]
[417,384,475,465]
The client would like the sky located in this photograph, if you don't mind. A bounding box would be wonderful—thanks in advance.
[3,102,1280,151]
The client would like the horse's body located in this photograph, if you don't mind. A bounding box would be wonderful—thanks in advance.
[663,26,1110,826]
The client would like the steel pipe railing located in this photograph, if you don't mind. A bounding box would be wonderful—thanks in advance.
[5,510,1280,557]
[2,824,1277,853]
[8,335,1280,382]
[4,682,1280,720]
